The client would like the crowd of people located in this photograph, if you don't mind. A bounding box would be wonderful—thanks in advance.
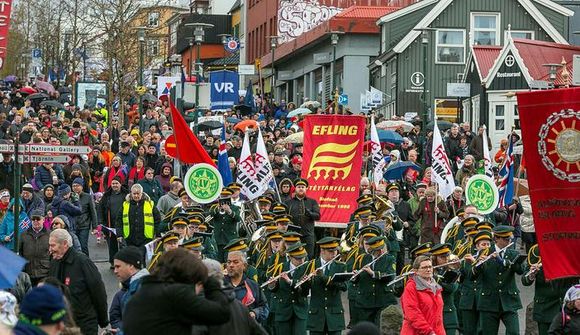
[0,82,579,335]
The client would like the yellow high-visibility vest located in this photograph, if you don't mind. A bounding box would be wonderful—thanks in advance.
[122,200,154,239]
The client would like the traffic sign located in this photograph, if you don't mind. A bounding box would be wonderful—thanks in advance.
[338,94,348,106]
[27,144,91,154]
[18,155,71,164]
[164,135,178,158]
[0,144,26,153]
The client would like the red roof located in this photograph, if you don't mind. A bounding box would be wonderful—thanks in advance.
[335,6,399,19]
[472,46,502,80]
[513,39,580,86]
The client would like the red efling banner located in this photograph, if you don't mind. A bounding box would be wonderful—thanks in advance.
[301,115,365,225]
[517,87,580,280]
[0,0,13,70]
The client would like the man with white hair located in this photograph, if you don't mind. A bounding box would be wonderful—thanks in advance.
[48,229,109,335]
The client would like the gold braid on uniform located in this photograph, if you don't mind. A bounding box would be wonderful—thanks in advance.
[353,254,365,271]
[271,263,284,277]
[446,224,460,242]
[400,264,412,286]
[265,253,281,277]
[147,253,161,271]
[345,245,359,263]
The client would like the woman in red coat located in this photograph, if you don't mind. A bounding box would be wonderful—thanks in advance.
[401,255,445,335]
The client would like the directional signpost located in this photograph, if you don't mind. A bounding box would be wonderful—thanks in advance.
[0,144,92,164]
[338,94,349,106]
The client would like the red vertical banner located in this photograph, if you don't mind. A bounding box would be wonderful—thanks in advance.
[301,115,365,225]
[517,87,580,280]
[0,0,13,69]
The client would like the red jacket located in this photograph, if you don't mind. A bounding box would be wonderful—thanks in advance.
[400,276,445,335]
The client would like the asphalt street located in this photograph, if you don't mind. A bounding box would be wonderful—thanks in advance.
[88,235,535,334]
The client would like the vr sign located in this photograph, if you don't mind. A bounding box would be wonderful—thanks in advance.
[210,70,239,111]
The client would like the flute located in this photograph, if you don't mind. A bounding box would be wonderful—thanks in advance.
[294,254,341,288]
[475,242,514,268]
[350,251,389,282]
[260,261,309,288]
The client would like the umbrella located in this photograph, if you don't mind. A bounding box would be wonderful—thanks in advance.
[0,245,27,289]
[300,100,321,109]
[383,161,422,181]
[35,81,56,94]
[197,120,222,131]
[4,75,17,82]
[226,117,241,124]
[234,119,259,132]
[282,131,304,144]
[142,93,158,102]
[40,100,65,110]
[27,93,49,100]
[19,86,37,95]
[377,130,403,144]
[376,120,414,132]
[426,120,454,131]
[234,104,254,116]
[58,87,72,94]
[287,108,313,118]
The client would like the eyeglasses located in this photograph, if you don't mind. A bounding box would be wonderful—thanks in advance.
[32,217,42,221]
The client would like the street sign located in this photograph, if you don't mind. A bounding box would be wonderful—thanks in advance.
[447,83,471,97]
[18,155,70,164]
[237,65,255,75]
[27,144,91,154]
[313,53,331,64]
[0,144,26,153]
[224,37,240,53]
[338,94,349,105]
[165,134,178,159]
[530,80,549,90]
[573,55,580,86]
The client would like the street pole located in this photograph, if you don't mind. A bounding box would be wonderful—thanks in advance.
[422,31,429,130]
[194,41,200,134]
[139,31,145,116]
[189,39,194,80]
[332,44,337,114]
[12,137,21,253]
[271,47,275,102]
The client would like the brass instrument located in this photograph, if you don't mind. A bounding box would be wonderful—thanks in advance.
[240,199,262,236]
[525,244,542,278]
[295,254,341,288]
[374,195,394,219]
[339,221,360,253]
[260,261,309,288]
[525,262,543,278]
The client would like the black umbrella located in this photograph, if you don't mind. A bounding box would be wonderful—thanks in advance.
[426,120,454,131]
[234,104,254,116]
[27,92,49,100]
[58,87,72,94]
[40,100,65,110]
[197,120,223,131]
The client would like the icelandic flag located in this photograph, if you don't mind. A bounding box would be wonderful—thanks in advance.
[218,125,233,186]
[20,216,31,231]
[498,134,515,207]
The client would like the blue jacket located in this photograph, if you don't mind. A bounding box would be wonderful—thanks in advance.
[109,268,149,332]
[22,194,45,218]
[49,196,82,231]
[33,164,65,189]
[0,199,29,250]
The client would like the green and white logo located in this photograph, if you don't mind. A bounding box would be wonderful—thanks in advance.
[184,163,223,204]
[465,175,499,215]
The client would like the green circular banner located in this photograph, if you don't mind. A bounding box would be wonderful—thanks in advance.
[465,175,499,215]
[183,163,223,204]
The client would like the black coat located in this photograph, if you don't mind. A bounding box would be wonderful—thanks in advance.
[49,248,108,332]
[548,308,580,334]
[100,186,129,231]
[19,227,50,280]
[123,276,231,335]
[76,192,98,230]
[286,196,320,237]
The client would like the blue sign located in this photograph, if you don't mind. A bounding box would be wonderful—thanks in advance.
[224,37,240,53]
[338,94,348,106]
[32,49,42,58]
[210,70,239,111]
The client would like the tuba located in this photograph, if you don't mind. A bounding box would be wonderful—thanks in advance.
[240,199,262,237]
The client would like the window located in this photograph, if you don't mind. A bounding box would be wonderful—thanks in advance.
[170,22,179,48]
[514,105,520,129]
[471,13,500,46]
[495,104,505,131]
[436,29,465,64]
[148,12,160,27]
[505,30,534,40]
[147,39,160,56]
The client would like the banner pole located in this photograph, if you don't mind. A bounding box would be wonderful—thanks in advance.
[510,163,523,226]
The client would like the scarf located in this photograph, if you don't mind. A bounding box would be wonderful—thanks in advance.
[413,274,441,295]
[241,280,255,306]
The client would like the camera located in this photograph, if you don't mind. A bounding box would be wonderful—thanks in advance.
[219,198,231,207]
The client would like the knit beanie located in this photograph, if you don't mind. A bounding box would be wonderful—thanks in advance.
[18,285,66,325]
[57,184,71,196]
[114,246,143,269]
[72,177,84,186]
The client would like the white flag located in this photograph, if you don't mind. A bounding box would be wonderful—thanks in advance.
[254,128,274,195]
[360,92,370,111]
[365,90,375,107]
[236,131,260,200]
[482,125,493,177]
[370,115,386,187]
[431,121,456,199]
[370,86,383,105]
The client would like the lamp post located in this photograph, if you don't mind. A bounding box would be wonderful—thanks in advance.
[328,31,344,114]
[414,28,436,130]
[188,37,194,79]
[268,35,279,102]
[542,63,560,88]
[137,28,146,116]
[185,22,214,134]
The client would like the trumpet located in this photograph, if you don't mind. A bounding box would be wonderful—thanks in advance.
[525,262,543,278]
[294,254,341,288]
[350,250,389,282]
[260,261,309,288]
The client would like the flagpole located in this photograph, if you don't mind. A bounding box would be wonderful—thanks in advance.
[510,162,523,226]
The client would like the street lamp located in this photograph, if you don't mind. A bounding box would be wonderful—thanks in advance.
[185,22,214,133]
[268,35,279,102]
[542,63,561,87]
[133,27,151,116]
[328,31,344,114]
[414,27,437,131]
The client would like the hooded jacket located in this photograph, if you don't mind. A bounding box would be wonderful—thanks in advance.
[0,199,29,250]
[49,195,82,232]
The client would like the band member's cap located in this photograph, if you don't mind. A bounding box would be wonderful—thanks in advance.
[258,196,273,205]
[178,188,188,198]
[354,206,373,219]
[283,231,302,243]
[317,236,340,250]
[474,231,493,243]
[366,236,386,251]
[293,178,308,187]
[456,207,466,217]
[187,214,204,225]
[170,215,189,227]
[227,182,242,190]
[271,203,288,214]
[492,225,514,238]
[358,224,382,239]
[461,217,480,228]
[224,238,249,252]
[220,188,233,198]
[430,243,452,256]
[356,194,373,205]
[274,214,292,225]
[161,231,180,244]
[465,227,478,236]
[410,242,432,257]
[261,212,275,221]
[286,243,308,258]
[181,237,204,251]
[387,183,400,192]
[266,230,284,240]
[475,221,494,232]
